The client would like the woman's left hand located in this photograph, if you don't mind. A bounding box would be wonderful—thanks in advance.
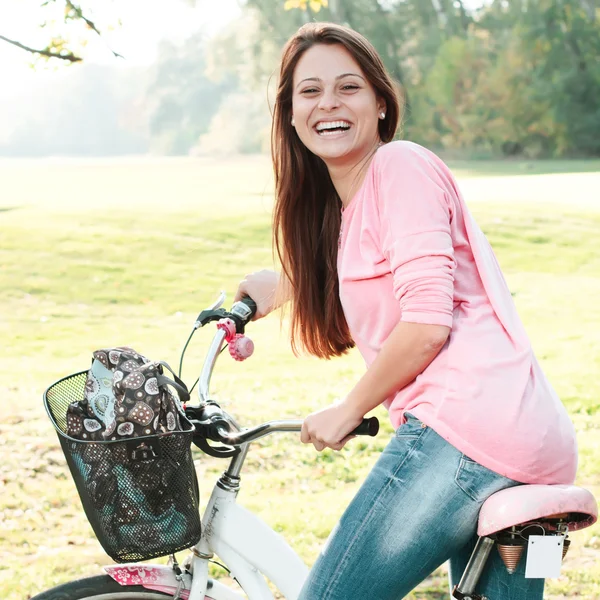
[301,400,364,451]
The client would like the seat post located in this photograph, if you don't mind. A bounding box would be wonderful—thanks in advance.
[452,536,495,600]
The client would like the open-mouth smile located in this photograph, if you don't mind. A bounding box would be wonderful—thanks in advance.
[314,120,352,137]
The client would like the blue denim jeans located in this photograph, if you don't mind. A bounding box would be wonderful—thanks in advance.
[298,413,544,600]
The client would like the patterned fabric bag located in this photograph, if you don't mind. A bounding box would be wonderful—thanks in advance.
[44,347,202,562]
[66,347,189,441]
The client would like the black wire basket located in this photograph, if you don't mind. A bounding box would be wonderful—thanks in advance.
[44,371,202,563]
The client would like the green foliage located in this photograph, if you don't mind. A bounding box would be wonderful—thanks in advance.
[197,10,281,156]
[147,34,238,156]
[256,0,600,157]
[519,1,600,156]
[284,0,329,12]
[409,33,563,157]
[195,91,272,155]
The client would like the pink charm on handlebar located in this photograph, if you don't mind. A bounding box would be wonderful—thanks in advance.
[216,318,237,340]
[217,318,254,361]
[229,334,254,361]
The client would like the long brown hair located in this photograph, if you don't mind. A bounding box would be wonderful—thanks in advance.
[272,22,401,359]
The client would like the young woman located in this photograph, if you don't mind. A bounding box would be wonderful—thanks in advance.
[235,22,577,600]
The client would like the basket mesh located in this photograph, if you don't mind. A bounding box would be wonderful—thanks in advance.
[45,372,202,562]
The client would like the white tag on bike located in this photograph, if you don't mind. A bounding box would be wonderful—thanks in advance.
[525,535,564,579]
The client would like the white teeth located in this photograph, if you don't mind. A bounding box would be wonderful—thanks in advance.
[315,120,351,132]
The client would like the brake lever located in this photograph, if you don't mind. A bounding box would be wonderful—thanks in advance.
[208,291,226,311]
[194,308,228,329]
[193,291,228,329]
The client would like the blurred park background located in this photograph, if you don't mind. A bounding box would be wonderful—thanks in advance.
[1,1,600,599]
[1,0,600,159]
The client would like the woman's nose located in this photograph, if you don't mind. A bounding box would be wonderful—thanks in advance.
[318,88,340,111]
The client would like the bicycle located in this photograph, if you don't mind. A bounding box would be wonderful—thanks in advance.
[34,293,598,600]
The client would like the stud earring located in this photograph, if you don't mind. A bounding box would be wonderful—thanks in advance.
[291,116,295,126]
[379,112,386,120]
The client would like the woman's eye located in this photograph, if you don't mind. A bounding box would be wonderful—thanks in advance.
[300,84,359,94]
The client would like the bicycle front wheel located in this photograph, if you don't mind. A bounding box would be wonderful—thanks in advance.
[30,574,223,600]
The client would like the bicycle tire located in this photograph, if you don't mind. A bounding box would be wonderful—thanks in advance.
[29,574,221,600]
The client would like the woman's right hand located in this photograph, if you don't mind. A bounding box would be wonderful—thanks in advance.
[234,269,285,320]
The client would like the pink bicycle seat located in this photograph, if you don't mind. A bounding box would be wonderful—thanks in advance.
[478,484,598,537]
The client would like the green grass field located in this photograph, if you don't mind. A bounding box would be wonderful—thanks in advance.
[1,155,599,599]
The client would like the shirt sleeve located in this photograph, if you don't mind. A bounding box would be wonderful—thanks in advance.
[375,143,456,328]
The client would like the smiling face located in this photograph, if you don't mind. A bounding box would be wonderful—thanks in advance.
[291,43,385,168]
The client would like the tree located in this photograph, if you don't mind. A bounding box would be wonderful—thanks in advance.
[279,0,600,156]
[6,0,599,156]
[146,34,237,155]
[0,0,121,63]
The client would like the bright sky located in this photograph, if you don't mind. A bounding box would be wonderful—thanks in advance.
[0,0,241,86]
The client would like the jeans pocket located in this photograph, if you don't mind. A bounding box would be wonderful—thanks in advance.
[454,454,518,504]
[395,412,427,439]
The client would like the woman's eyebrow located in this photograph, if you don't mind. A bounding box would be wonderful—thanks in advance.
[295,73,366,89]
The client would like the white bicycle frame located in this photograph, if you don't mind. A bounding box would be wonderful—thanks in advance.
[188,478,310,599]
[108,293,312,599]
[106,472,310,600]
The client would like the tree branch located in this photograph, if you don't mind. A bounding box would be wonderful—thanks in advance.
[0,33,82,62]
[66,0,101,35]
[65,0,124,59]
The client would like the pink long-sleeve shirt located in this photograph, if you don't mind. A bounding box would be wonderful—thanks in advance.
[338,141,577,485]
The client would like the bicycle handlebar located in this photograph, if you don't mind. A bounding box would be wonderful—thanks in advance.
[190,293,379,451]
[214,416,379,446]
[233,416,377,444]
[187,403,379,448]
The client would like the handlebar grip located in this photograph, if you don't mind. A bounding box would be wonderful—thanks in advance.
[240,295,258,320]
[230,295,258,327]
[351,417,379,437]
